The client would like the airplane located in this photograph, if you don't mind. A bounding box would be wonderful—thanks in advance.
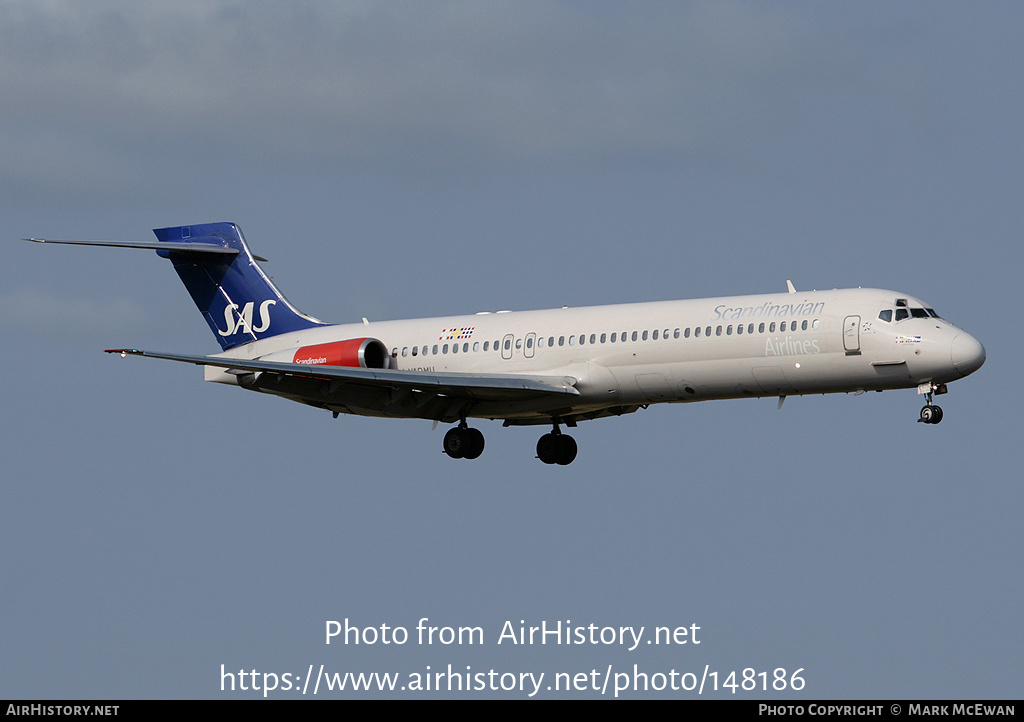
[25,221,986,465]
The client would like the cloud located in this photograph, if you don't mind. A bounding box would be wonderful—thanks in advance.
[0,288,146,338]
[0,0,822,165]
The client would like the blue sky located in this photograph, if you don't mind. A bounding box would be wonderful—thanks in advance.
[2,1,1020,698]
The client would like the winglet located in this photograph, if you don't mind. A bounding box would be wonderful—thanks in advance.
[786,280,796,294]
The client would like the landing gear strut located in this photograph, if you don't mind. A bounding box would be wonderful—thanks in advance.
[918,388,943,425]
[443,421,485,459]
[536,421,577,465]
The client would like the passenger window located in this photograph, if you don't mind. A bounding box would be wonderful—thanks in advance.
[611,333,617,343]
[526,337,533,349]
[705,326,712,337]
[758,323,765,333]
[812,319,820,329]
[411,346,418,356]
[600,333,606,343]
[801,320,808,331]
[716,326,722,336]
[504,339,511,350]
[736,324,743,335]
[684,328,690,338]
[726,325,733,335]
[642,330,648,341]
[558,336,565,346]
[769,322,776,333]
[452,344,458,354]
[443,344,449,354]
[590,334,596,344]
[483,341,489,351]
[515,339,522,350]
[695,327,701,337]
[632,331,638,342]
[653,330,659,340]
[674,328,681,339]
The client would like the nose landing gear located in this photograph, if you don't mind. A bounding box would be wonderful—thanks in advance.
[918,385,944,424]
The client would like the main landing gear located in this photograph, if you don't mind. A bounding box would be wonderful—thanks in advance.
[918,385,944,425]
[536,422,577,466]
[441,419,578,464]
[443,422,485,460]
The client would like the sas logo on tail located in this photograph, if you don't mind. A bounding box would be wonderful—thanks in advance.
[218,300,276,337]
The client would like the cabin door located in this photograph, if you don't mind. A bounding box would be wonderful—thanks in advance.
[843,315,861,355]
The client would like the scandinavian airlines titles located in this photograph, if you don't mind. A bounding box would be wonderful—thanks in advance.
[713,300,826,321]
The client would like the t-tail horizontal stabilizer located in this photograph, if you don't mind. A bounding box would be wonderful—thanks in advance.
[23,237,242,256]
[26,222,326,350]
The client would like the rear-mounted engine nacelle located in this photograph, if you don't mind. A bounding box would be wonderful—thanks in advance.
[291,338,391,369]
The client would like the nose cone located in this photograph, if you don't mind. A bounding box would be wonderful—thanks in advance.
[951,333,986,377]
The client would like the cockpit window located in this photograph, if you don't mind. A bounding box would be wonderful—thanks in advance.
[881,306,941,323]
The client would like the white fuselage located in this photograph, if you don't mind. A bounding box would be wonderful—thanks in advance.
[211,287,985,423]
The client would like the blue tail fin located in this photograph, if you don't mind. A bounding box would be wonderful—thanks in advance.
[154,222,325,350]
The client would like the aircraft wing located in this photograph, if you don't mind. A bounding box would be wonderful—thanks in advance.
[106,348,579,409]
